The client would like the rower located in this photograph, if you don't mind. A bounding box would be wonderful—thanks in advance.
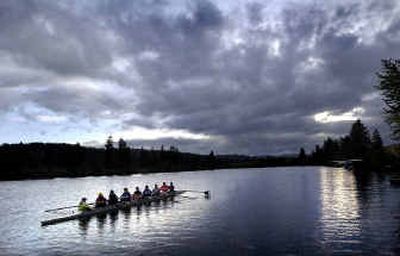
[143,185,152,198]
[78,197,91,212]
[160,182,169,193]
[169,182,175,192]
[152,184,160,196]
[108,190,119,205]
[120,187,131,202]
[133,186,142,200]
[95,193,107,208]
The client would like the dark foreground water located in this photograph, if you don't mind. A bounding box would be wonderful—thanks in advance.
[0,167,399,255]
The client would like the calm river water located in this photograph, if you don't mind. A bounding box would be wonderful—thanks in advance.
[0,167,399,255]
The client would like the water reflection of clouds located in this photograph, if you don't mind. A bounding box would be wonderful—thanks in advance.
[319,168,361,248]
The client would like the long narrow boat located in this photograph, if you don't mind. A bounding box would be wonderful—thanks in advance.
[41,191,184,226]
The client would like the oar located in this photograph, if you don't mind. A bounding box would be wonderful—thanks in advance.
[45,203,94,213]
[182,190,210,196]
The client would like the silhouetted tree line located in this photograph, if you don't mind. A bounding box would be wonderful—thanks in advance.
[296,120,390,170]
[0,134,310,181]
[0,137,220,180]
[6,120,392,181]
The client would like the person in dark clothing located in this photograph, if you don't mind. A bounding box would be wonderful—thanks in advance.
[95,193,107,208]
[152,184,160,196]
[133,186,142,200]
[120,187,131,202]
[108,190,119,205]
[143,185,152,197]
[169,182,175,192]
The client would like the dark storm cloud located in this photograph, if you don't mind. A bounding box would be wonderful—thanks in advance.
[1,0,399,154]
[0,1,113,76]
[29,86,124,116]
[246,2,264,26]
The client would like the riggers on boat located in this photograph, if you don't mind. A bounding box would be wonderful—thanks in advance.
[41,191,183,226]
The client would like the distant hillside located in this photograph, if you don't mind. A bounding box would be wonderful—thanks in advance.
[0,142,301,181]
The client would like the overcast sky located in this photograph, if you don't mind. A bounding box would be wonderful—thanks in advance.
[0,0,399,155]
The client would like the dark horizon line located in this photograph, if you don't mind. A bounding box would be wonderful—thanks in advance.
[0,140,300,159]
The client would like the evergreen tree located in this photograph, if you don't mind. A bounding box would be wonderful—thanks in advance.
[118,138,127,150]
[169,146,179,152]
[160,144,165,161]
[208,150,216,168]
[376,58,400,140]
[371,129,383,150]
[322,137,340,159]
[105,136,114,150]
[349,119,371,157]
[209,150,215,157]
[105,136,114,169]
[340,136,352,159]
[365,128,386,170]
[312,145,323,163]
[117,138,130,170]
[298,148,306,162]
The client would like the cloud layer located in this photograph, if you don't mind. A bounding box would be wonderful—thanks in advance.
[1,0,399,155]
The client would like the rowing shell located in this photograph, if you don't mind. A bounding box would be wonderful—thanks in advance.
[41,191,183,226]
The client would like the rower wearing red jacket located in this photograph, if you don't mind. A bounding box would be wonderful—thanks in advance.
[160,182,169,193]
[95,193,107,208]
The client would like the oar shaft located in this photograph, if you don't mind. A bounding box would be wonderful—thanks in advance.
[45,203,94,212]
[182,190,210,194]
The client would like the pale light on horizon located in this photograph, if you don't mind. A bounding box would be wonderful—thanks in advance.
[313,107,365,124]
[36,115,67,123]
[113,126,211,141]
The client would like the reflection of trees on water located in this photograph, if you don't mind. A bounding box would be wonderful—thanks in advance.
[351,169,400,254]
[353,169,372,194]
[319,168,400,254]
[352,169,387,205]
